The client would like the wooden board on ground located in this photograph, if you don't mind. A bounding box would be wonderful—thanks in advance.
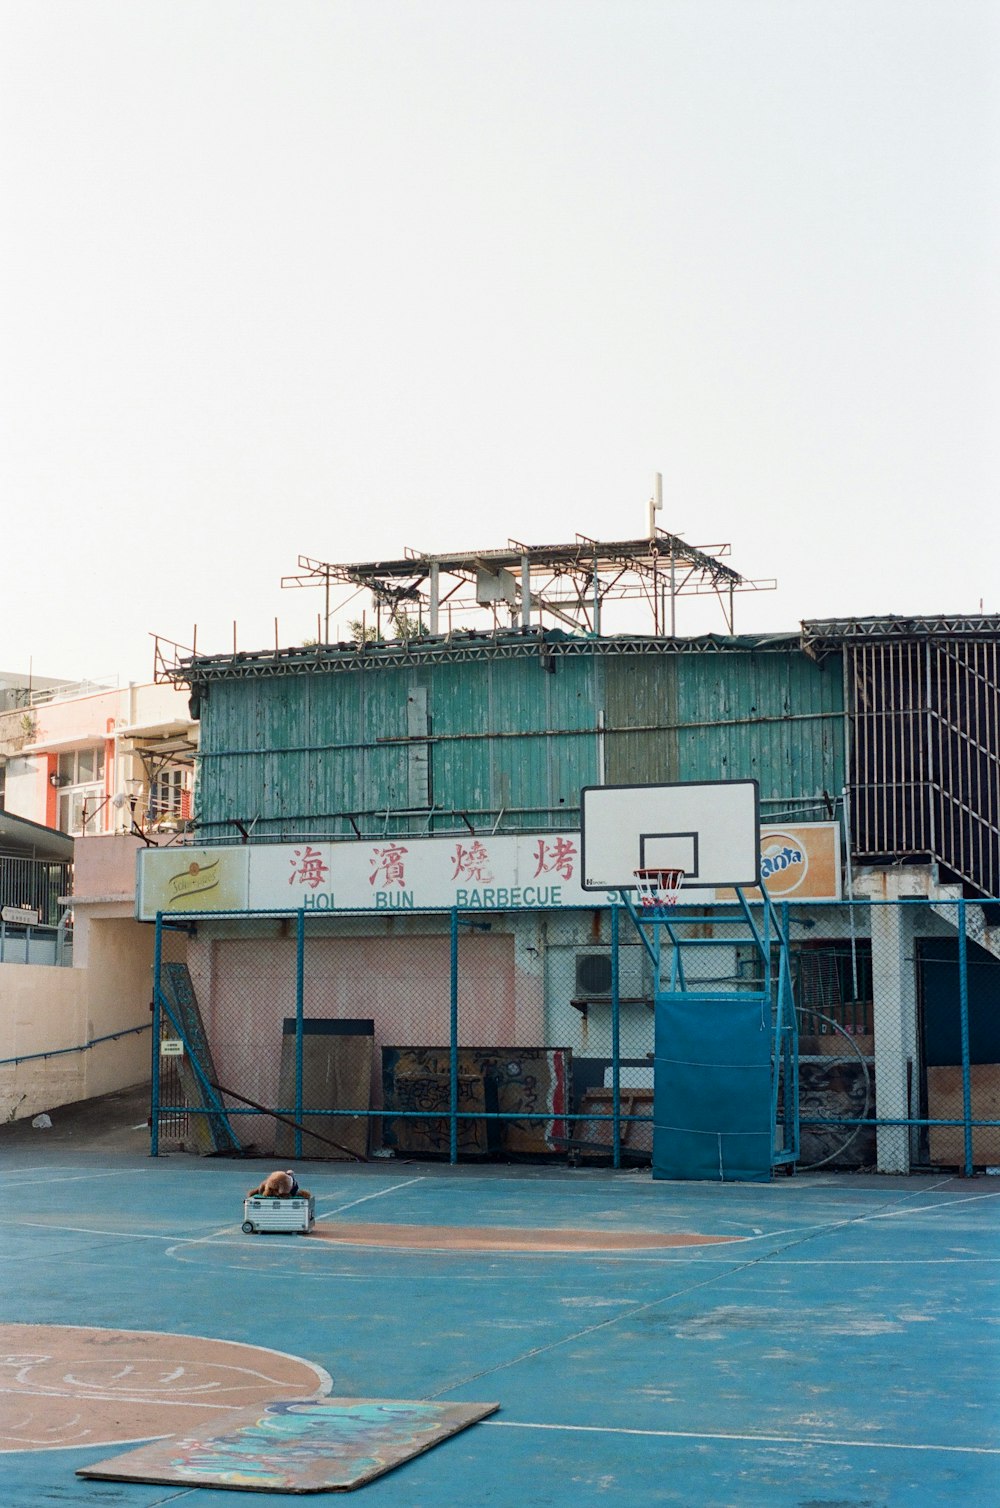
[276,1020,373,1160]
[77,1396,499,1494]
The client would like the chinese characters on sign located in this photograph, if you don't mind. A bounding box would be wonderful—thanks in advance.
[289,847,330,891]
[369,844,409,889]
[532,837,577,880]
[139,822,840,919]
[450,841,493,884]
[284,836,582,910]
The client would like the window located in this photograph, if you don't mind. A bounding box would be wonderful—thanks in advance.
[148,766,193,827]
[56,747,106,836]
[737,938,873,1038]
[796,940,872,1037]
[58,748,105,785]
[59,788,101,836]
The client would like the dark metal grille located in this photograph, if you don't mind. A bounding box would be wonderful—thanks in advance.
[0,856,72,926]
[849,639,1000,896]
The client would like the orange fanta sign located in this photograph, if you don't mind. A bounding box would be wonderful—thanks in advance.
[719,822,841,902]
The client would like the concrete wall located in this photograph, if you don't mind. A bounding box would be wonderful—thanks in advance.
[72,834,143,915]
[0,961,89,1123]
[1,901,186,1125]
[0,804,187,1127]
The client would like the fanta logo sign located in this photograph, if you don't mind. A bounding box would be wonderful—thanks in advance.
[760,835,807,896]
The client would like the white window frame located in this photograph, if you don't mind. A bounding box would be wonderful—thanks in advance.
[56,747,108,836]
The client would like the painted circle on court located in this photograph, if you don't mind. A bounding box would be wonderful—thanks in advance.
[0,1324,330,1454]
[310,1221,742,1252]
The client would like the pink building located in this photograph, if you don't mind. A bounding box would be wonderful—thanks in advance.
[1,674,195,838]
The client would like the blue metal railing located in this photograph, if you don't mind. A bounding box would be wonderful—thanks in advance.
[148,898,1000,1177]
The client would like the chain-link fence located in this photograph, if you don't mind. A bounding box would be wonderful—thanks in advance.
[150,895,1000,1176]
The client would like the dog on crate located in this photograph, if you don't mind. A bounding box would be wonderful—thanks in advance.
[247,1169,311,1200]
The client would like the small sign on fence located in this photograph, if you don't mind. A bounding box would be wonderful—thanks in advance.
[1,905,39,926]
[159,1039,185,1057]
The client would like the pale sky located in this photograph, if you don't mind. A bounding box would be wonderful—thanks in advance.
[2,0,997,684]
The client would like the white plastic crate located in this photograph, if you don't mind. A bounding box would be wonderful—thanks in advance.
[241,1194,315,1235]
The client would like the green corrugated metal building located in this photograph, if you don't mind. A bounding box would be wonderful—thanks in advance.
[186,630,846,842]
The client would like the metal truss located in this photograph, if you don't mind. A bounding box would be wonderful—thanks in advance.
[802,614,1000,659]
[153,627,801,687]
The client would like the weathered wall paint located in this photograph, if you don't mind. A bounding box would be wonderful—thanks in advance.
[193,644,845,840]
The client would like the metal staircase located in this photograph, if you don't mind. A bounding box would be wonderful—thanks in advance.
[930,886,1000,963]
[845,633,1000,901]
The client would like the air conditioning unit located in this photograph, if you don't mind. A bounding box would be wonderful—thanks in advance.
[575,948,648,1001]
[576,953,613,997]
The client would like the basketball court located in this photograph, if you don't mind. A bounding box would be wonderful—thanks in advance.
[2,1131,997,1505]
[5,781,997,1501]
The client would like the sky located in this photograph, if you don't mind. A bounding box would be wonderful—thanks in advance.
[2,0,998,684]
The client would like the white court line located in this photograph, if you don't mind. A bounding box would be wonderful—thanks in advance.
[485,1420,1000,1456]
[14,1221,181,1242]
[317,1175,425,1218]
[426,1178,986,1397]
[10,1176,994,1266]
[862,1190,1000,1220]
[0,1170,149,1187]
[4,1214,478,1280]
[0,1164,105,1176]
[12,1220,994,1272]
[687,1177,991,1249]
[0,1385,288,1414]
[745,1256,1000,1265]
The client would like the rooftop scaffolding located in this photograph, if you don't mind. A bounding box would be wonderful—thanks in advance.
[280,529,775,642]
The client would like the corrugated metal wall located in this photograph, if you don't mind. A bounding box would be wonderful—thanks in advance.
[604,649,844,823]
[194,644,845,840]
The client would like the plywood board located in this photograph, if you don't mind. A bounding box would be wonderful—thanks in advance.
[927,1063,1000,1167]
[577,1088,654,1159]
[78,1396,499,1494]
[276,1022,373,1160]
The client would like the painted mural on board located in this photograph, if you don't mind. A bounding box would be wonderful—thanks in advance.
[79,1396,499,1493]
[381,1046,570,1157]
[136,821,841,918]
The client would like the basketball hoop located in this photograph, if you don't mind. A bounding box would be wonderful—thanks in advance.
[633,867,685,912]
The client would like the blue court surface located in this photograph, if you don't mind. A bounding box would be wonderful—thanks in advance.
[1,1137,998,1507]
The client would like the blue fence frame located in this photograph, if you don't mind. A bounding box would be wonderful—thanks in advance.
[148,897,1000,1175]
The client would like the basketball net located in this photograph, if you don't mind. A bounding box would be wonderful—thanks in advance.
[633,867,685,912]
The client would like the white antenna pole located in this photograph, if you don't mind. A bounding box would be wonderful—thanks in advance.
[648,471,662,540]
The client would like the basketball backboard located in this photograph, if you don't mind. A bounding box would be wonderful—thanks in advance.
[579,780,760,892]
